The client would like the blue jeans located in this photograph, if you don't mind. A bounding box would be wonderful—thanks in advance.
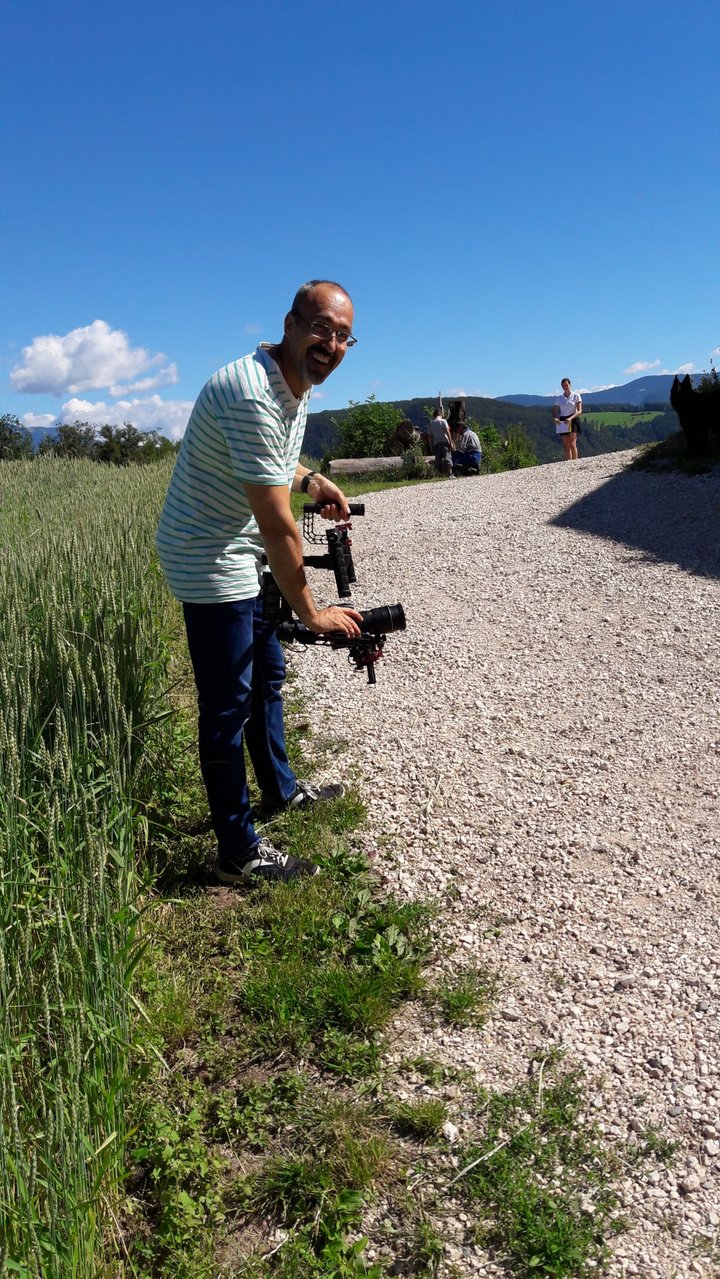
[183,596,297,858]
[452,449,481,472]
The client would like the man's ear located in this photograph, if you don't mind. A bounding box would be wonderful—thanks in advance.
[283,311,295,339]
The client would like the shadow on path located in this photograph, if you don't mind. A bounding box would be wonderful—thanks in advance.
[550,462,720,581]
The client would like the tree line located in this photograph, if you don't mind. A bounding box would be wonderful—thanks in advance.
[0,415,180,464]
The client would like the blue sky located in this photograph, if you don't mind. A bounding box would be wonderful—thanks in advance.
[2,0,718,438]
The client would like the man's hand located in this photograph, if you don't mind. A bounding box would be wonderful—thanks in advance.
[300,471,352,520]
[309,605,363,636]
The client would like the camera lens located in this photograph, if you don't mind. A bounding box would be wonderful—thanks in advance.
[358,604,406,634]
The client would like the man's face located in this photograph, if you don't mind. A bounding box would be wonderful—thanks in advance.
[281,285,354,396]
[562,379,571,394]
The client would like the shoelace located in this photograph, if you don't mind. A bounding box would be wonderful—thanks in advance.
[255,838,289,866]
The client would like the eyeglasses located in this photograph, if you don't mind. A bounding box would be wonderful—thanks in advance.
[292,309,357,347]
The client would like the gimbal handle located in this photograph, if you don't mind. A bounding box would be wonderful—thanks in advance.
[303,502,365,517]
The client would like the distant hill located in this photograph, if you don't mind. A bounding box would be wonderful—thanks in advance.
[30,426,57,449]
[497,373,676,409]
[304,393,679,466]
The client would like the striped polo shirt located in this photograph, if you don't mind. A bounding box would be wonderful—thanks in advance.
[156,344,309,602]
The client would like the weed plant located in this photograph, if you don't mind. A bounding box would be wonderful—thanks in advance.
[433,963,500,1027]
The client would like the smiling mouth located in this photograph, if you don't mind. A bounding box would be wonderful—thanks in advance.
[309,348,332,366]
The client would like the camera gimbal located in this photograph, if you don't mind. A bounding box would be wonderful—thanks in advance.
[261,501,406,684]
[301,501,364,598]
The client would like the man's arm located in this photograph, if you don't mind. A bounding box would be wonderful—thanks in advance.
[244,482,361,636]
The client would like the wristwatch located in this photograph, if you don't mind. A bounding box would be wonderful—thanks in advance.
[300,471,316,493]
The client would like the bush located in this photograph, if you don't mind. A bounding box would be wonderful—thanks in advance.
[470,420,537,473]
[504,423,538,469]
[399,444,430,480]
[333,396,404,459]
[476,423,506,472]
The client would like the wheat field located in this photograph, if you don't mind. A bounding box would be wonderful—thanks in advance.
[0,457,177,1276]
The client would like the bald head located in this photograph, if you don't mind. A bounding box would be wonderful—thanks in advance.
[291,279,353,312]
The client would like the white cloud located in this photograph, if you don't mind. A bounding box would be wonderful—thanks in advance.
[712,347,720,356]
[577,383,618,394]
[21,411,57,429]
[58,395,193,441]
[624,359,661,374]
[675,362,696,375]
[244,323,263,336]
[309,390,326,402]
[10,320,177,397]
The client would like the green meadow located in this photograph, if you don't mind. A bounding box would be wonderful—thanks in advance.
[581,410,662,428]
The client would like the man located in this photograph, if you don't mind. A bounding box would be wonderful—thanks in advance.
[452,422,482,475]
[555,377,582,461]
[156,280,363,884]
[428,406,454,476]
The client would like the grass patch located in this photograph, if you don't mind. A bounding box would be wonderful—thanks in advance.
[432,963,500,1027]
[400,1056,476,1089]
[388,1098,448,1141]
[452,1058,622,1278]
[625,1124,677,1167]
[231,873,432,1065]
[403,1218,446,1276]
[249,1096,394,1221]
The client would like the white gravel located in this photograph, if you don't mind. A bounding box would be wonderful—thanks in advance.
[294,450,720,1278]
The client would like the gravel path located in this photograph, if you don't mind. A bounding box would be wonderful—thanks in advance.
[293,450,720,1278]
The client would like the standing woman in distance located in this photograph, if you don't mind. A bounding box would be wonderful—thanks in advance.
[555,377,582,460]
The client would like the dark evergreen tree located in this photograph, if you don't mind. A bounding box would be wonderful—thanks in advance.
[0,414,33,460]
